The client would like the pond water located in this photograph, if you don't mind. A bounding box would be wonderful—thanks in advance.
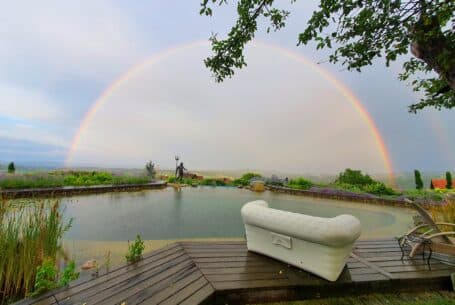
[59,187,414,265]
[61,186,414,240]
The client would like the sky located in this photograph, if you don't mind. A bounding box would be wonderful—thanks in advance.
[0,1,454,176]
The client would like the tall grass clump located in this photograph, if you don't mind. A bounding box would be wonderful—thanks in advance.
[0,199,72,304]
[429,194,455,231]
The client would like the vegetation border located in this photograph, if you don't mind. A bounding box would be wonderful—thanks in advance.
[0,181,167,199]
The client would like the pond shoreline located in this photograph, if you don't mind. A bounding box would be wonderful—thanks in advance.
[1,182,435,210]
[267,185,423,208]
[0,181,167,199]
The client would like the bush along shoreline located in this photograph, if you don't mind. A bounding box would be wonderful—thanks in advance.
[0,170,151,190]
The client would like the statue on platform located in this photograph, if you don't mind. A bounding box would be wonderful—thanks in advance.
[175,162,187,181]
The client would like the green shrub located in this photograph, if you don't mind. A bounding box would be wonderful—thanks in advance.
[335,168,375,186]
[333,169,397,196]
[363,182,396,195]
[288,178,313,190]
[59,261,79,286]
[402,189,445,202]
[145,161,156,179]
[200,178,226,186]
[31,258,58,297]
[334,182,364,193]
[167,176,198,185]
[63,172,113,186]
[126,235,145,263]
[233,172,262,186]
[0,171,150,189]
[112,175,149,185]
[30,259,80,297]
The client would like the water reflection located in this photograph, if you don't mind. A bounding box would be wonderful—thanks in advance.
[62,187,414,242]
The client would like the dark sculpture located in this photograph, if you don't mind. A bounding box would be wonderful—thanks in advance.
[175,162,187,181]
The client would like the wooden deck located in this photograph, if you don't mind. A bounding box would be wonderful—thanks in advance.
[15,239,455,305]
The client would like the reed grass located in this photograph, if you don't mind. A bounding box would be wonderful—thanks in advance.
[429,194,455,231]
[0,198,71,304]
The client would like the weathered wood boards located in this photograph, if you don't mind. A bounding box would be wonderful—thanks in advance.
[13,239,455,305]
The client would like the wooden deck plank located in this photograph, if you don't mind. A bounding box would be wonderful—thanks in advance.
[205,271,288,282]
[349,273,389,282]
[16,244,184,305]
[186,252,251,258]
[158,277,210,305]
[201,266,284,275]
[135,269,206,305]
[178,284,215,305]
[348,259,441,268]
[354,248,403,253]
[391,269,455,279]
[350,253,394,279]
[353,243,400,249]
[12,239,455,305]
[211,278,293,290]
[192,256,259,263]
[382,264,454,273]
[58,255,192,305]
[96,264,198,305]
[182,243,247,248]
[53,248,187,303]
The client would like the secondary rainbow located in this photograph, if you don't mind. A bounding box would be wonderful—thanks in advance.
[65,40,396,186]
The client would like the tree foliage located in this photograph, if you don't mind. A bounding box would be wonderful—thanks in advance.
[200,0,455,112]
[446,171,452,189]
[335,168,375,186]
[7,162,15,174]
[145,161,157,179]
[414,169,424,189]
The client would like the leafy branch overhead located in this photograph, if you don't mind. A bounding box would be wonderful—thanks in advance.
[200,0,455,112]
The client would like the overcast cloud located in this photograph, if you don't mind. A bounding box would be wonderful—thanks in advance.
[1,1,453,173]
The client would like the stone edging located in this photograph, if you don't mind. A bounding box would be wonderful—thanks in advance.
[267,185,415,208]
[0,181,167,199]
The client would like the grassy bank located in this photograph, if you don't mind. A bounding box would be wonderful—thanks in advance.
[0,171,150,190]
[284,169,454,203]
[0,199,71,304]
[253,291,455,305]
[165,169,454,204]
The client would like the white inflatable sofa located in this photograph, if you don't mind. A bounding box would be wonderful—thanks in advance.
[241,200,361,281]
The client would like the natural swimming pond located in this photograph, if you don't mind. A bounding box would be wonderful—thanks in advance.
[62,186,414,240]
[58,187,414,264]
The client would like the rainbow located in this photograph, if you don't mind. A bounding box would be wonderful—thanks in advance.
[65,40,396,186]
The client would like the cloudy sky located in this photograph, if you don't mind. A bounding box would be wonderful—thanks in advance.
[1,1,453,175]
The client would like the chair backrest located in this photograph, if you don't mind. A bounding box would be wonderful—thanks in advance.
[405,198,453,244]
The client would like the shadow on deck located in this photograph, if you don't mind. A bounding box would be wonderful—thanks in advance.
[15,239,455,305]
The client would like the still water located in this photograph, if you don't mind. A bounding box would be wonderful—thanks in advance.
[63,186,413,241]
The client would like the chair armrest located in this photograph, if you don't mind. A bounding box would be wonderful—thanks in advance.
[404,224,432,236]
[423,231,455,241]
[435,222,455,228]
